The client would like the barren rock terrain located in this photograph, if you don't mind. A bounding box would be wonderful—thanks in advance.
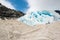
[0,19,60,40]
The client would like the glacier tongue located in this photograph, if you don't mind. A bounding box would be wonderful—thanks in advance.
[18,10,54,26]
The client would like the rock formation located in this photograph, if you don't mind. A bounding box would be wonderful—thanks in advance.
[0,3,25,20]
[55,10,60,15]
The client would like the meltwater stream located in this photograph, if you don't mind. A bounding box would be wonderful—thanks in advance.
[18,10,55,26]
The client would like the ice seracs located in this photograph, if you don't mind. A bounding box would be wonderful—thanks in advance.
[18,10,54,26]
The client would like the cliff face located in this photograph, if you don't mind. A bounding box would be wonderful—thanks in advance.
[0,3,25,20]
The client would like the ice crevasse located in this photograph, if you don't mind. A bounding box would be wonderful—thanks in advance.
[18,10,54,26]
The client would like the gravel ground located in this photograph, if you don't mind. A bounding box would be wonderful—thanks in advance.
[0,19,60,40]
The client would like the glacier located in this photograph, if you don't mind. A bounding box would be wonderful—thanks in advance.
[18,10,54,26]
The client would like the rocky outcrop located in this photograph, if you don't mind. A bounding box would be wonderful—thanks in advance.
[55,10,60,15]
[0,3,25,20]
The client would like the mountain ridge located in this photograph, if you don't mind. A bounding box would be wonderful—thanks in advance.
[0,3,25,20]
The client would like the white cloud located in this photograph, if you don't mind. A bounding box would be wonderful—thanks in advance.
[0,0,15,9]
[26,0,60,13]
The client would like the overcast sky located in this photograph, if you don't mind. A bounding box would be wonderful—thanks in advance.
[26,0,60,13]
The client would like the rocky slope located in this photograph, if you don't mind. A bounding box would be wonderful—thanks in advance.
[0,3,25,20]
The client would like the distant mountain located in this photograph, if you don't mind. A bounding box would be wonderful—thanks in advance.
[0,3,25,20]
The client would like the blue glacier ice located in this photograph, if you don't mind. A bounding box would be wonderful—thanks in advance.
[18,10,54,26]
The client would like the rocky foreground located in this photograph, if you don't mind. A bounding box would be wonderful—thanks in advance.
[0,19,60,40]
